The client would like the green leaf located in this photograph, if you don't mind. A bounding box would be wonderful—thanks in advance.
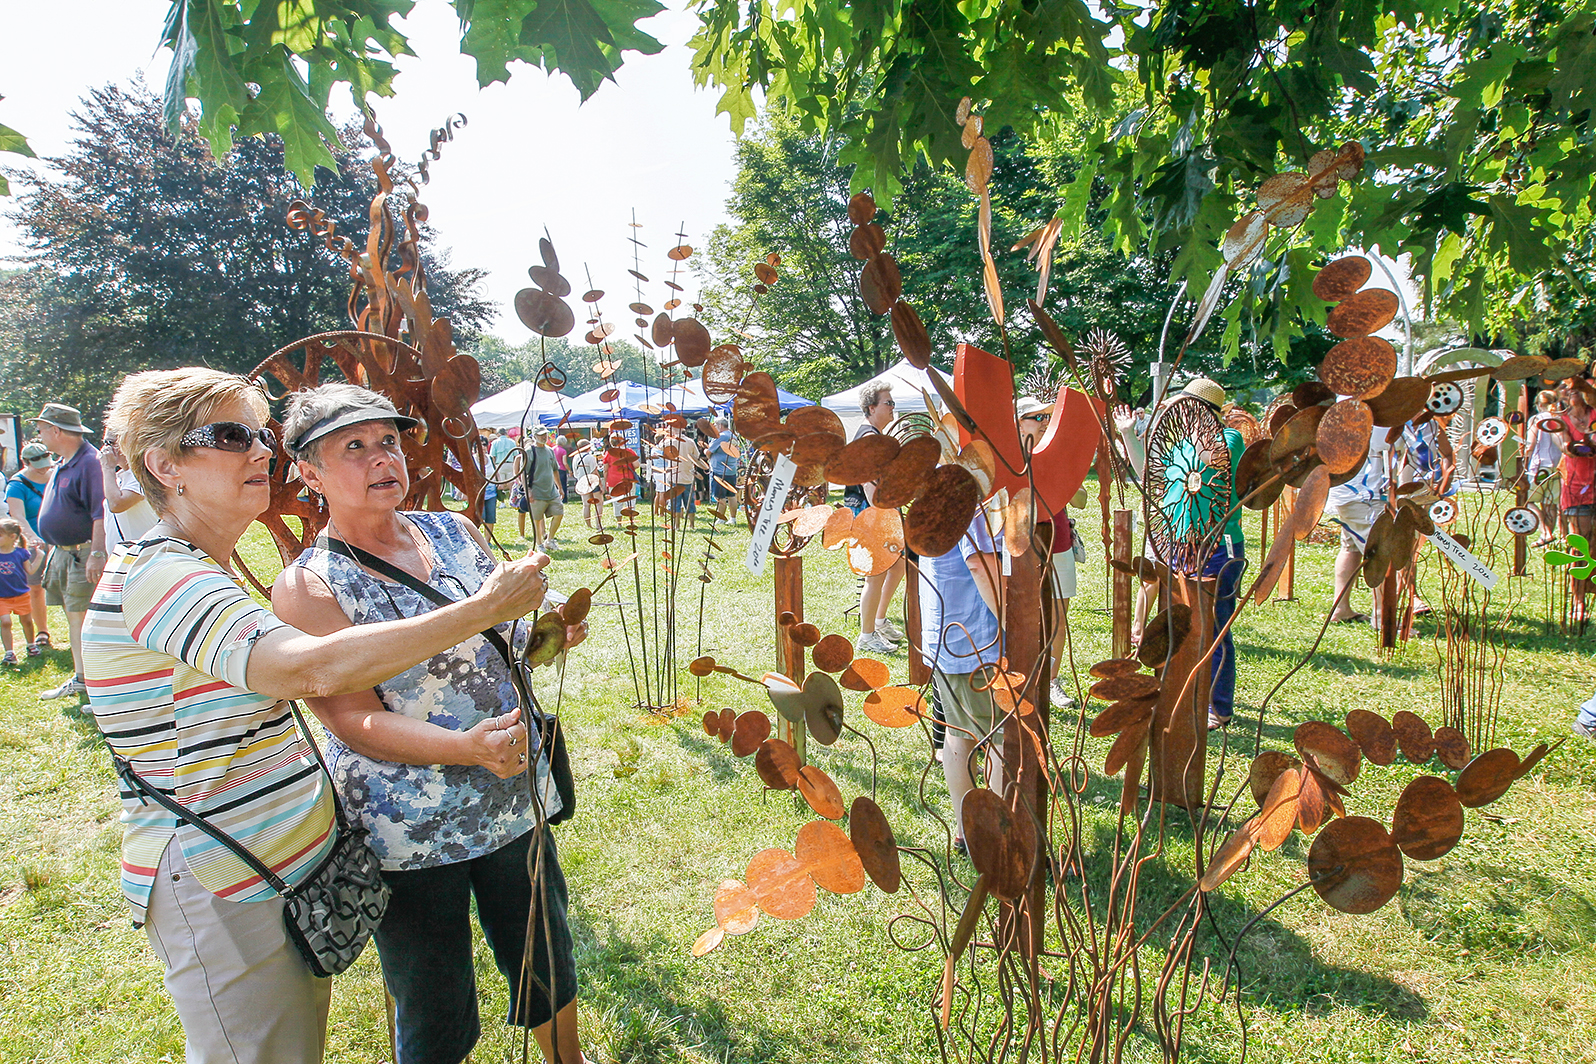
[237,53,342,185]
[1058,149,1097,241]
[1487,194,1554,275]
[165,0,250,151]
[0,122,37,159]
[1412,183,1491,235]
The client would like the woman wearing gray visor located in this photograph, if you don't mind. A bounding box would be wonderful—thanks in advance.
[273,382,590,1064]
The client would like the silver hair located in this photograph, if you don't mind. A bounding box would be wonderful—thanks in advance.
[858,380,891,415]
[713,417,729,430]
[281,382,397,463]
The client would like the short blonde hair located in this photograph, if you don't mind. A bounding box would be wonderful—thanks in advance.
[106,368,269,513]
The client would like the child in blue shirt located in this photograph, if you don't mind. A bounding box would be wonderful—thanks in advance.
[0,517,45,665]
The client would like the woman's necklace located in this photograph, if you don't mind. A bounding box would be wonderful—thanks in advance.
[326,515,435,581]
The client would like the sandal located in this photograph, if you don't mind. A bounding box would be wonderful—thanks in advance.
[1331,613,1370,625]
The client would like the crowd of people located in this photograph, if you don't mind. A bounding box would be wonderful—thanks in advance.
[7,363,1594,1064]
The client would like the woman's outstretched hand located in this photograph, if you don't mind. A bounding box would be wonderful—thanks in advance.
[475,553,551,621]
[465,708,530,778]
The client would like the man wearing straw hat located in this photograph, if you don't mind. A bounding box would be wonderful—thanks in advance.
[28,403,105,700]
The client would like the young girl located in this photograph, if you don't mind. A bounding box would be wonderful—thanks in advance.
[0,517,44,665]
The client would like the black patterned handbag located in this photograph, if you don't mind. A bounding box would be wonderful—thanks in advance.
[113,701,390,977]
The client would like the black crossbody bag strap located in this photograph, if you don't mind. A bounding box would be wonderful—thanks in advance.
[314,534,523,689]
[111,703,335,898]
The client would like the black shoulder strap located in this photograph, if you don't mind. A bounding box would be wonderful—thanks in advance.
[315,529,518,670]
[113,748,296,896]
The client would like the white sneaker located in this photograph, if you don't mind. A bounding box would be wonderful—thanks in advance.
[541,538,558,551]
[857,631,898,655]
[40,678,87,700]
[1049,680,1077,709]
[876,619,904,643]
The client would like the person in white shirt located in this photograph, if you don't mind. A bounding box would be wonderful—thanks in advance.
[99,432,157,546]
[1526,389,1566,546]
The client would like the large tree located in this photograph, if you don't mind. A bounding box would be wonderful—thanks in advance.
[0,83,490,422]
[695,114,1283,400]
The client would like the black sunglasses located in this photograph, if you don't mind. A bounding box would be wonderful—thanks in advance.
[180,421,277,453]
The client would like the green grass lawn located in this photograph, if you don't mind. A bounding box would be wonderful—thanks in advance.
[2,498,1594,1064]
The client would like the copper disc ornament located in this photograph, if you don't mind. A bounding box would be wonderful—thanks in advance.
[811,634,854,673]
[961,789,1037,901]
[1367,376,1429,427]
[1432,726,1472,771]
[1392,710,1435,762]
[1249,750,1302,805]
[1307,816,1403,914]
[1316,400,1374,474]
[1455,748,1521,807]
[1345,709,1397,766]
[730,712,772,758]
[862,686,925,727]
[849,795,901,893]
[745,848,817,920]
[795,820,866,894]
[1326,288,1399,338]
[714,879,760,934]
[796,764,846,819]
[1319,336,1397,400]
[1294,721,1361,786]
[755,739,801,789]
[906,465,981,558]
[1312,255,1373,302]
[1390,776,1465,860]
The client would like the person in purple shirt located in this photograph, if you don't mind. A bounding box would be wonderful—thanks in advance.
[28,403,105,701]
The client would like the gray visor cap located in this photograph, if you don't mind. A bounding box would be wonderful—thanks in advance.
[289,403,421,456]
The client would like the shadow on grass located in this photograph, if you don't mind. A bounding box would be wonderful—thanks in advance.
[568,899,823,1064]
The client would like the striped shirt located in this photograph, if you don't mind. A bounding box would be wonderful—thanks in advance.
[83,536,337,923]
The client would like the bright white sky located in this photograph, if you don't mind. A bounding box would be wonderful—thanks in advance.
[0,1,740,340]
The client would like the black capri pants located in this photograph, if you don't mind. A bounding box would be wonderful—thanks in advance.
[377,827,577,1064]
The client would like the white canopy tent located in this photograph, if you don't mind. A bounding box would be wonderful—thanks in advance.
[820,358,948,438]
[468,380,576,432]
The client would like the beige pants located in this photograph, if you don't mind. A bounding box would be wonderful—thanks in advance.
[144,842,332,1063]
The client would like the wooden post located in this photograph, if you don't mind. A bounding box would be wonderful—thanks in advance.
[1273,490,1297,602]
[1001,549,1050,963]
[1378,568,1399,650]
[1111,509,1134,660]
[773,555,807,765]
[905,553,932,687]
[1150,574,1210,809]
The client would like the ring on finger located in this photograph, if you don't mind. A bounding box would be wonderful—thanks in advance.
[518,752,527,764]
[508,734,517,747]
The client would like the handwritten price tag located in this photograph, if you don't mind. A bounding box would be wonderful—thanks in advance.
[745,453,797,576]
[1428,530,1497,590]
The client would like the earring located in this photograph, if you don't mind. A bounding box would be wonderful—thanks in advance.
[176,484,184,496]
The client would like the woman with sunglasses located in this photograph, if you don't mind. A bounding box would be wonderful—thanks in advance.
[82,369,551,1064]
[270,382,590,1064]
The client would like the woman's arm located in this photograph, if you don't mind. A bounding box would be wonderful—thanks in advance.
[6,497,39,542]
[272,569,531,777]
[99,448,143,514]
[247,553,549,700]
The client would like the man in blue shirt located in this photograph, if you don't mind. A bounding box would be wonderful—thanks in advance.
[919,510,1006,855]
[29,403,104,700]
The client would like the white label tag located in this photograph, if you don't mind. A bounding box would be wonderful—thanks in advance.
[1428,530,1497,589]
[745,453,797,576]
